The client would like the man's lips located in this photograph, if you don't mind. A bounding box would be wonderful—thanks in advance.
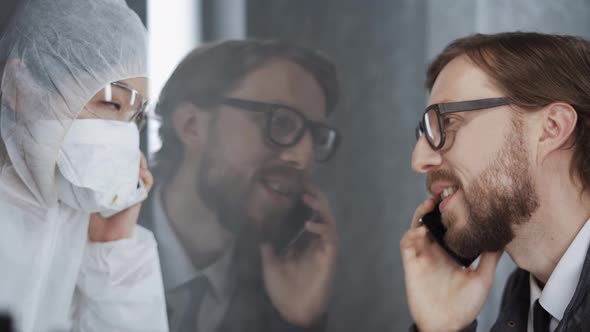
[428,180,460,213]
[429,181,453,195]
[438,188,458,212]
[430,182,457,201]
[258,165,305,197]
[259,176,303,198]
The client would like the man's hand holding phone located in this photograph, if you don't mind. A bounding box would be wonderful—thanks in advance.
[260,182,339,327]
[400,198,503,332]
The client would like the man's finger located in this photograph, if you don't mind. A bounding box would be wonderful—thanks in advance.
[303,183,331,209]
[302,193,336,227]
[474,251,503,286]
[401,227,427,255]
[401,228,426,266]
[305,221,339,247]
[305,220,329,235]
[303,181,321,196]
[411,197,437,229]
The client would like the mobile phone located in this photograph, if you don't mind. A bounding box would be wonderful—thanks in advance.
[419,206,478,267]
[272,198,318,256]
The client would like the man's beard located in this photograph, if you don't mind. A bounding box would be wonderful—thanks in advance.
[195,128,302,245]
[428,118,540,258]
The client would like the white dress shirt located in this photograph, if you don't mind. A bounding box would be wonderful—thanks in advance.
[151,187,236,332]
[527,218,590,332]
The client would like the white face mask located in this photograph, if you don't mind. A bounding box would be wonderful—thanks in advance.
[55,119,148,217]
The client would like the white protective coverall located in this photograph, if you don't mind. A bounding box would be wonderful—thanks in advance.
[0,0,168,331]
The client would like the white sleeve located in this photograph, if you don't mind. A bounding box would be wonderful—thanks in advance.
[72,225,169,332]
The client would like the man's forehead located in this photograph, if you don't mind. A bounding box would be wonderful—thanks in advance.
[231,60,328,121]
[428,55,503,106]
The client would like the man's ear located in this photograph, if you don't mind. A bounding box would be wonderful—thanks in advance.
[537,102,577,162]
[172,102,209,148]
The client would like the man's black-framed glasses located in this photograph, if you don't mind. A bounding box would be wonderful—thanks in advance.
[221,97,341,162]
[416,97,512,150]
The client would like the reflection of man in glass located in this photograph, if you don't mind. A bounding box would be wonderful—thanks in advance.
[141,40,341,332]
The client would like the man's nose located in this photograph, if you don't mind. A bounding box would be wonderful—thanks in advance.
[278,130,315,172]
[411,135,443,173]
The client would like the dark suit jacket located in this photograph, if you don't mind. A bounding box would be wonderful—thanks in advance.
[139,190,326,332]
[411,241,590,332]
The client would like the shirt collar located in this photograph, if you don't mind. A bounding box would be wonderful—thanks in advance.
[151,186,235,300]
[529,273,543,307]
[537,218,590,320]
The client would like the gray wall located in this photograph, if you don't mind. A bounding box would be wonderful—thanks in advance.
[247,1,590,331]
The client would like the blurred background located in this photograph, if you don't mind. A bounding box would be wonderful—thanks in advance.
[2,1,590,331]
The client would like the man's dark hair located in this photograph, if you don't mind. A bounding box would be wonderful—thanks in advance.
[153,39,339,180]
[427,32,590,191]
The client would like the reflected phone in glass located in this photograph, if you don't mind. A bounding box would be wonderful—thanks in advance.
[419,206,478,267]
[272,197,317,256]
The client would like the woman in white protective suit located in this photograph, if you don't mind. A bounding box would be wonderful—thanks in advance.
[0,0,168,331]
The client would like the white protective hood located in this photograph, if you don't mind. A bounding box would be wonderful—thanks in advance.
[0,0,167,331]
[0,0,147,209]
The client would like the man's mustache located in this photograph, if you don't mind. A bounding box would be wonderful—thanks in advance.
[257,165,307,195]
[426,169,463,193]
